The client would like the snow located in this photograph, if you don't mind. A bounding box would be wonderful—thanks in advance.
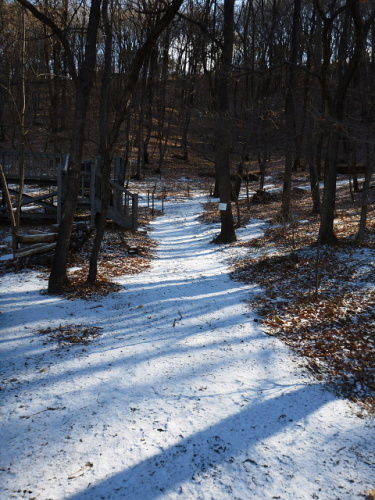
[0,254,13,261]
[0,195,374,500]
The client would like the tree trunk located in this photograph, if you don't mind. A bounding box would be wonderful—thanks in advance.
[308,159,321,215]
[87,0,112,285]
[356,148,375,242]
[316,0,374,244]
[87,154,112,284]
[281,0,301,221]
[15,5,27,230]
[88,0,184,283]
[213,0,236,244]
[48,0,102,293]
[0,164,18,254]
[318,129,340,244]
[234,161,244,199]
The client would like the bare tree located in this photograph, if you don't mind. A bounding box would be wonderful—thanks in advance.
[87,0,184,284]
[315,0,375,244]
[213,0,236,243]
[16,0,103,293]
[356,146,375,243]
[281,0,301,221]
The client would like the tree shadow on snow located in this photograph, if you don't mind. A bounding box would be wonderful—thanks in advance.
[66,383,334,500]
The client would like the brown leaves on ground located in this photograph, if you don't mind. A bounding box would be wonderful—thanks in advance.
[63,277,122,300]
[232,251,375,410]
[67,223,157,275]
[228,179,375,413]
[38,324,103,346]
[64,225,157,299]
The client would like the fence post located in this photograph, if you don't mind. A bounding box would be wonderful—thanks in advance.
[90,158,98,226]
[132,193,138,231]
[57,154,69,224]
[152,185,156,216]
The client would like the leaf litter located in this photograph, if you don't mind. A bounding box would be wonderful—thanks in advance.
[226,183,375,412]
[38,324,103,346]
[0,169,374,499]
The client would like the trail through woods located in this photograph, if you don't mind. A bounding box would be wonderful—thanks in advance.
[0,195,374,500]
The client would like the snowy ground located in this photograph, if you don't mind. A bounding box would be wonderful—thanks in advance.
[0,195,374,500]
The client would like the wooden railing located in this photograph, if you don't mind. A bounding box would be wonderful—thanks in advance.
[1,152,138,231]
[91,162,138,231]
[0,151,68,184]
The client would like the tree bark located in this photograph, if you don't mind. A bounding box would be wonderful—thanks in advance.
[316,0,375,244]
[356,148,375,242]
[87,0,112,285]
[213,0,236,244]
[281,0,301,221]
[87,0,184,284]
[15,0,101,293]
[318,128,340,244]
[48,0,102,293]
[0,163,18,254]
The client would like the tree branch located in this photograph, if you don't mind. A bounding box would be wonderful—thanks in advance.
[109,0,184,148]
[15,0,77,82]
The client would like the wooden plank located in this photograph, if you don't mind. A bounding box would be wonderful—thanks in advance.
[0,151,66,181]
[107,205,133,230]
[0,212,58,220]
[27,228,58,234]
[109,179,133,196]
[7,189,58,210]
[15,242,56,258]
[0,162,18,253]
[4,176,58,185]
[89,159,138,229]
[18,233,57,244]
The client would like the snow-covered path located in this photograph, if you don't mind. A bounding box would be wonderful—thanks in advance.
[0,196,374,500]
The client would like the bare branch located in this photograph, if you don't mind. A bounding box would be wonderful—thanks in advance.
[15,0,77,82]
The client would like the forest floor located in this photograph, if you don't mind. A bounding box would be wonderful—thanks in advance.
[1,182,375,499]
[1,155,374,413]
[202,174,375,413]
[0,154,375,500]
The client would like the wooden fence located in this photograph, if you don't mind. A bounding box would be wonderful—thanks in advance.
[91,158,138,231]
[0,150,68,184]
[0,151,68,221]
[0,152,139,258]
[1,152,137,227]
